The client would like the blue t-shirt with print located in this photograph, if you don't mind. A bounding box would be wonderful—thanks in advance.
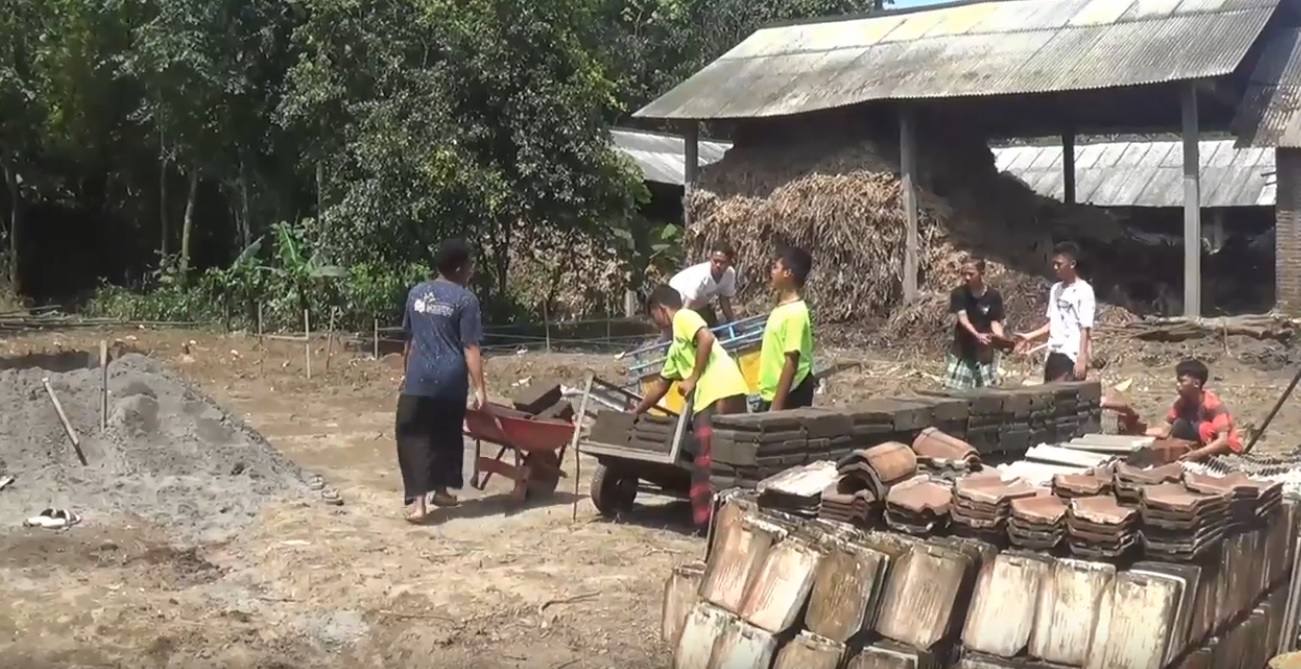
[402,279,483,399]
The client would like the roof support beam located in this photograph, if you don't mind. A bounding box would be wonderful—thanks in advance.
[1062,129,1076,205]
[1182,85,1203,318]
[900,108,919,304]
[683,123,700,227]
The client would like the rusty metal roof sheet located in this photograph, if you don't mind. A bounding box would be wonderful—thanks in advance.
[609,127,731,185]
[992,139,1277,207]
[1234,27,1301,148]
[634,0,1281,120]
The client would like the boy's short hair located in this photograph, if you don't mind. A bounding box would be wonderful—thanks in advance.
[1052,241,1082,262]
[435,239,473,276]
[646,284,684,312]
[1175,358,1210,385]
[710,240,736,260]
[778,245,813,287]
[962,256,987,273]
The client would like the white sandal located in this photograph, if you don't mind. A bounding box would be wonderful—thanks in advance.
[23,508,81,530]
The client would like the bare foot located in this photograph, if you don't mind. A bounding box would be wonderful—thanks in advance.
[429,489,460,507]
[405,501,428,524]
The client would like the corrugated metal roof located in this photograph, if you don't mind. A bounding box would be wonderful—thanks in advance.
[992,139,1276,206]
[635,0,1280,120]
[610,128,732,186]
[1234,27,1301,148]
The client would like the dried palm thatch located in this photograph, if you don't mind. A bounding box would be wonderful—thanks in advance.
[686,121,1146,353]
[687,127,1058,323]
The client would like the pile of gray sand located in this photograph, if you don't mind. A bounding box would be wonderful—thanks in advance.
[0,353,310,542]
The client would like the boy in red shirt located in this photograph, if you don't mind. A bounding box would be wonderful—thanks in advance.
[1145,359,1243,461]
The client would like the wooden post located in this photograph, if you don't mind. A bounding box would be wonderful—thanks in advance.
[257,302,265,378]
[304,309,312,380]
[683,123,700,228]
[1181,85,1202,318]
[899,107,919,303]
[373,317,380,359]
[1061,130,1077,205]
[544,301,552,353]
[99,340,108,431]
[324,307,337,374]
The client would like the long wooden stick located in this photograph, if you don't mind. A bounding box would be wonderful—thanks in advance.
[99,340,108,431]
[373,317,379,359]
[570,372,595,522]
[43,378,87,465]
[325,307,337,374]
[257,302,265,378]
[304,309,312,380]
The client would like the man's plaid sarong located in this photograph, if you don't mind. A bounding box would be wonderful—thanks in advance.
[943,353,999,390]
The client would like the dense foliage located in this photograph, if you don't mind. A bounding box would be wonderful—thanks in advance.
[0,0,884,331]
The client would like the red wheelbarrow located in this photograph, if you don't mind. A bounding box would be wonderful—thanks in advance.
[464,402,575,502]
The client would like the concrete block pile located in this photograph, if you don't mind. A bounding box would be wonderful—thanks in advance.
[585,381,1105,489]
[664,494,1298,669]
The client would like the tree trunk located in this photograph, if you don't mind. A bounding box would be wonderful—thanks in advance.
[239,157,252,248]
[315,160,324,217]
[179,170,198,275]
[159,135,170,257]
[0,156,19,294]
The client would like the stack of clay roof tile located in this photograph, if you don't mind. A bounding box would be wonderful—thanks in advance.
[948,473,1039,541]
[1066,495,1139,558]
[911,428,980,479]
[884,478,952,535]
[1182,471,1284,529]
[1052,471,1112,499]
[1008,493,1068,549]
[820,442,918,526]
[1112,462,1183,506]
[1138,482,1231,561]
[756,461,838,517]
[819,477,879,525]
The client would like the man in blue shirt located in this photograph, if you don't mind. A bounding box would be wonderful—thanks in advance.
[397,238,487,523]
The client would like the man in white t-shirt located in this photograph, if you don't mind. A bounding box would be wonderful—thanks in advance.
[668,241,738,326]
[1014,242,1095,382]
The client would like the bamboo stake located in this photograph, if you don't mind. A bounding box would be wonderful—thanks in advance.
[99,340,108,431]
[544,301,552,353]
[304,309,312,380]
[257,302,265,378]
[325,307,337,374]
[373,317,379,359]
[43,378,87,465]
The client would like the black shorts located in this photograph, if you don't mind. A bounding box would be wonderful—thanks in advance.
[756,373,817,411]
[1044,352,1077,383]
[395,394,467,502]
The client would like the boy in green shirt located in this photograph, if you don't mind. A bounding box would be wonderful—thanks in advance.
[757,246,814,411]
[633,284,748,527]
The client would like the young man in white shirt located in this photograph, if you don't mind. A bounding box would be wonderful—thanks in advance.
[668,241,738,326]
[1014,242,1095,382]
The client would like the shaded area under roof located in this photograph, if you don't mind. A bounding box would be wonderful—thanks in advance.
[1234,27,1301,148]
[993,139,1276,207]
[635,0,1280,121]
[610,128,732,186]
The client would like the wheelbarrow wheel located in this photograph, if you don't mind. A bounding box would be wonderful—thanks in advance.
[591,464,637,518]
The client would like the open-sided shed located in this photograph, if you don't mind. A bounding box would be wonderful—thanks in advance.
[634,0,1301,317]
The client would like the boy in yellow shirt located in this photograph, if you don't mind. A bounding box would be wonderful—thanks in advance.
[633,284,748,527]
[757,246,814,411]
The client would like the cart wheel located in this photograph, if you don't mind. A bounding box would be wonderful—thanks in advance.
[591,464,637,518]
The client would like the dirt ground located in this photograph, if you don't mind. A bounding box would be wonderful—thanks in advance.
[0,326,1298,668]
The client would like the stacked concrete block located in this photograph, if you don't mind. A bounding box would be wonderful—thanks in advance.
[710,412,808,488]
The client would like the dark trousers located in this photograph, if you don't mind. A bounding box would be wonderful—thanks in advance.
[1044,352,1077,382]
[756,373,817,411]
[395,394,467,503]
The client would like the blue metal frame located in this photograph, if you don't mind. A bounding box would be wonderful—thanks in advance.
[623,313,769,379]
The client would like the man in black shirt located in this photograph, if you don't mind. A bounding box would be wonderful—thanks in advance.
[943,257,1007,390]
